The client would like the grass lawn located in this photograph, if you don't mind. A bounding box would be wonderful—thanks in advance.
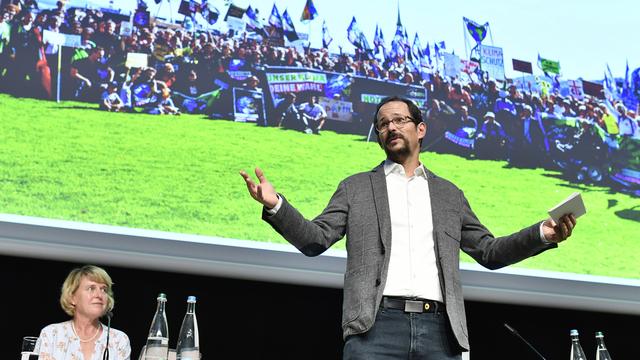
[1,93,638,279]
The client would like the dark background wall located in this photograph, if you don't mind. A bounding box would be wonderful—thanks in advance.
[4,254,636,359]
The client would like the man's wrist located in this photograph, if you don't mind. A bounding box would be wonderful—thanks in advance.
[539,222,551,244]
[265,195,282,215]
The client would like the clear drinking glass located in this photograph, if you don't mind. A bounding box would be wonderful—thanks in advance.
[21,336,39,360]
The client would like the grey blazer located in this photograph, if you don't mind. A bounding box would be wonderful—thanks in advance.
[263,162,556,350]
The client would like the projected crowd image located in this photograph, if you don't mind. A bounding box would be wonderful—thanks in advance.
[0,0,638,279]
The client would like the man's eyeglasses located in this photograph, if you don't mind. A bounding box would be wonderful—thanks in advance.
[375,116,415,133]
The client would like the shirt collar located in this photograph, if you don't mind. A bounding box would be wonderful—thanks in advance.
[383,159,428,179]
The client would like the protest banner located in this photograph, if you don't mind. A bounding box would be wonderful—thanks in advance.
[43,31,82,102]
[318,97,353,122]
[233,88,266,125]
[479,45,505,80]
[119,21,133,37]
[263,67,426,135]
[265,71,328,98]
[125,53,149,68]
[567,79,584,99]
[443,52,461,78]
[461,59,480,75]
[512,58,533,74]
[43,30,82,48]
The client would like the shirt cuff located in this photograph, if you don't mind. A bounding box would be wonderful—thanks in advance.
[265,195,282,215]
[539,222,551,244]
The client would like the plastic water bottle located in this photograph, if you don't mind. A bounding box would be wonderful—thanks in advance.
[595,331,613,360]
[570,329,588,360]
[176,296,199,360]
[145,293,169,360]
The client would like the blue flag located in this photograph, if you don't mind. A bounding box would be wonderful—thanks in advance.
[373,24,386,54]
[388,9,405,61]
[322,20,332,48]
[373,24,381,48]
[403,28,410,50]
[622,60,630,97]
[604,63,619,99]
[358,31,372,51]
[347,17,371,50]
[300,0,318,22]
[412,33,424,64]
[347,17,359,47]
[268,3,283,32]
[424,42,431,64]
[463,17,488,43]
[393,6,404,46]
[282,9,299,41]
[244,5,267,36]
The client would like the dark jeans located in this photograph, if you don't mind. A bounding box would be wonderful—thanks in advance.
[343,307,462,360]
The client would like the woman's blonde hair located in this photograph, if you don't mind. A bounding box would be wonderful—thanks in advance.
[59,265,115,316]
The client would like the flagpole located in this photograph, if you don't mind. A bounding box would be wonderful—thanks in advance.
[56,44,62,103]
[488,24,494,46]
[463,18,469,60]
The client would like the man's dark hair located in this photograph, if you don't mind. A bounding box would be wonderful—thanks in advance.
[372,96,423,130]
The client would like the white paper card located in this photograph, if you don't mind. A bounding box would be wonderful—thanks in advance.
[548,192,586,223]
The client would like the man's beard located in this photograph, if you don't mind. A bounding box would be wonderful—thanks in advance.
[383,132,410,161]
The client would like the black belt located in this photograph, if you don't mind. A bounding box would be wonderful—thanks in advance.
[381,296,444,313]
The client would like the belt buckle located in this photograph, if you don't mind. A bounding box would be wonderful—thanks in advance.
[404,300,424,313]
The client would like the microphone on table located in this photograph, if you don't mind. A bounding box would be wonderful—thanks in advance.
[102,311,113,360]
[504,323,547,360]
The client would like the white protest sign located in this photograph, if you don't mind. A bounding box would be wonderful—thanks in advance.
[226,17,246,32]
[43,30,82,48]
[443,52,461,78]
[119,21,133,37]
[461,59,479,74]
[125,53,149,68]
[567,79,584,99]
[479,45,505,81]
[319,97,353,122]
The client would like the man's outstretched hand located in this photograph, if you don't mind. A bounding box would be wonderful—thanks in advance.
[240,167,279,209]
[542,214,577,243]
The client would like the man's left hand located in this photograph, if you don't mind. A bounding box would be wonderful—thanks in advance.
[542,214,577,243]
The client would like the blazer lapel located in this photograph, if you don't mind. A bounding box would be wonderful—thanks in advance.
[371,163,392,252]
[426,169,448,233]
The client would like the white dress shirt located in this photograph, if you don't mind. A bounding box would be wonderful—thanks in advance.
[381,160,443,301]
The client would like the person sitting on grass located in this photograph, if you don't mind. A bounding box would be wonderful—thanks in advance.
[276,92,307,132]
[475,111,508,160]
[100,81,124,112]
[70,46,113,102]
[131,67,160,107]
[299,95,327,134]
[146,84,180,115]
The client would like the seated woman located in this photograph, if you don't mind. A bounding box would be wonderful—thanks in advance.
[36,265,131,360]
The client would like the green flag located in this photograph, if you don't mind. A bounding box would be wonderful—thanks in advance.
[537,54,560,74]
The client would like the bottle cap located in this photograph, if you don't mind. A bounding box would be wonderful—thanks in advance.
[187,295,197,302]
[595,331,604,337]
[570,329,579,336]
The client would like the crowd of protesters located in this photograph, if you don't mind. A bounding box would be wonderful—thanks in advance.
[1,1,638,189]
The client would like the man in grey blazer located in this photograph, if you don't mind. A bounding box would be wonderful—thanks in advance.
[240,96,577,359]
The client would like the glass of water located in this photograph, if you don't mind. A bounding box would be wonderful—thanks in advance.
[21,336,38,360]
